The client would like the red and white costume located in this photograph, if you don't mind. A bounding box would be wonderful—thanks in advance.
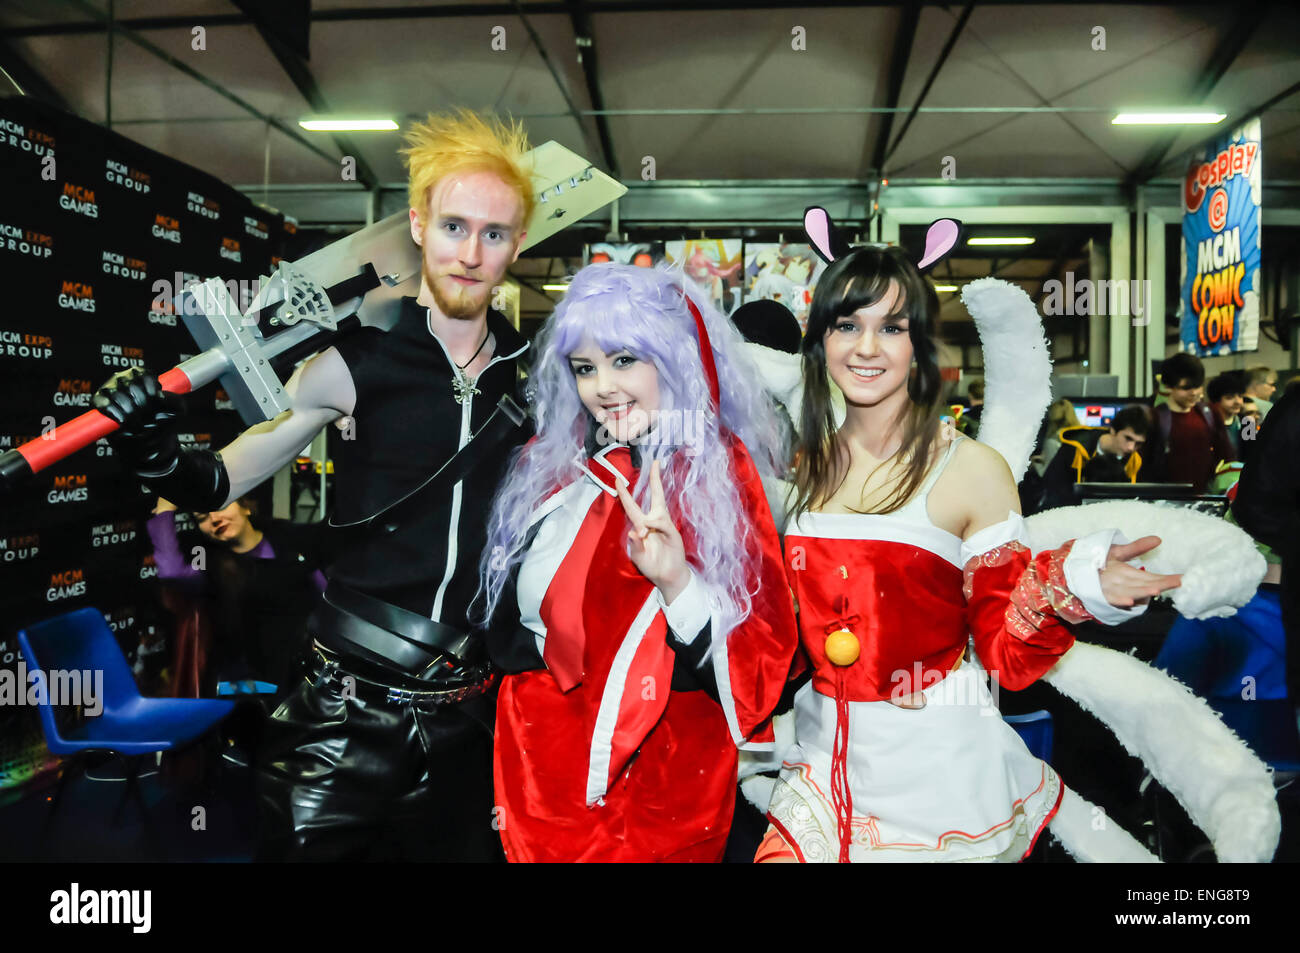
[768,436,1145,862]
[489,437,799,862]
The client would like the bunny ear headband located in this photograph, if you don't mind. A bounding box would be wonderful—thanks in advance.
[802,206,961,273]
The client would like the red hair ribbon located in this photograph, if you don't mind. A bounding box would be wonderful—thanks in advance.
[682,295,720,411]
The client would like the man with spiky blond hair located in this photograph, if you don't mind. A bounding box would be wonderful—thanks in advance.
[97,109,537,860]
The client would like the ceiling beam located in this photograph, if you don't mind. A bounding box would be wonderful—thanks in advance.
[0,38,77,114]
[1127,5,1263,185]
[883,2,971,168]
[566,0,618,177]
[235,0,379,190]
[1137,76,1300,181]
[58,0,345,172]
[507,0,603,170]
[10,1,1210,38]
[865,1,921,178]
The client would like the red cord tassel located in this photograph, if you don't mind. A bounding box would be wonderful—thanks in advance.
[829,669,853,863]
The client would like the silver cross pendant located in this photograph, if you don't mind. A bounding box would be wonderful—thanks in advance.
[452,373,481,405]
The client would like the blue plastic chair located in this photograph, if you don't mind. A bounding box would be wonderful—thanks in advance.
[1004,710,1054,764]
[17,607,235,820]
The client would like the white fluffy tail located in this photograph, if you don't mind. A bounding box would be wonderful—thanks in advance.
[1049,786,1159,862]
[1024,500,1265,620]
[1044,641,1280,862]
[960,277,1052,481]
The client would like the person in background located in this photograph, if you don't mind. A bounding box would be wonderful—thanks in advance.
[961,378,984,438]
[148,495,328,700]
[1243,365,1276,421]
[1159,389,1300,767]
[1231,389,1300,709]
[1040,404,1148,509]
[1019,397,1080,515]
[730,297,803,471]
[1207,371,1246,457]
[1142,352,1235,493]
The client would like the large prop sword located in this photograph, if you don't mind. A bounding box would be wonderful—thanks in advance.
[0,141,624,491]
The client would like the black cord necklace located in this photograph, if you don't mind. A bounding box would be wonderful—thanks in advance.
[455,329,490,371]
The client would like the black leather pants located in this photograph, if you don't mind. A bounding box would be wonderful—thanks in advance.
[254,649,504,862]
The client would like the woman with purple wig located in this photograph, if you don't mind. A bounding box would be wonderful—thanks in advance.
[476,262,799,861]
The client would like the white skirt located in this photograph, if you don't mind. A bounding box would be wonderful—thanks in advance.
[768,663,1063,862]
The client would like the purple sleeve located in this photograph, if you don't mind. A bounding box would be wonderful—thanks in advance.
[253,536,329,593]
[147,511,205,585]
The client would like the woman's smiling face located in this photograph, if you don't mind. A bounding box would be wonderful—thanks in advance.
[568,341,661,444]
[822,279,914,407]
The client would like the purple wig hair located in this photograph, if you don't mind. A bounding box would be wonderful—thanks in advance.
[476,262,786,635]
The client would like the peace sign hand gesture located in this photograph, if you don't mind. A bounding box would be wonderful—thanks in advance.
[615,459,691,604]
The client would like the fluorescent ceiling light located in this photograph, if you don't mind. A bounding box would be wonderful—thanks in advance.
[967,237,1035,246]
[542,284,570,292]
[1112,112,1225,125]
[932,285,958,292]
[299,118,399,131]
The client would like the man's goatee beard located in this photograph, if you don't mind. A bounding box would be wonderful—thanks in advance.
[426,262,484,321]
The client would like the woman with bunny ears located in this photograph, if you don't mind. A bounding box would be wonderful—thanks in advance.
[756,210,1280,863]
[476,262,800,862]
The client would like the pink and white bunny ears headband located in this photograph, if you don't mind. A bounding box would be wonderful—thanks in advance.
[802,206,961,273]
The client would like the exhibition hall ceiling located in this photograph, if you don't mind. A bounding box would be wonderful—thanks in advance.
[2,0,1297,193]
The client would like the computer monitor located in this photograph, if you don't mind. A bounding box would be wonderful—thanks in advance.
[1076,482,1228,518]
[1062,396,1152,429]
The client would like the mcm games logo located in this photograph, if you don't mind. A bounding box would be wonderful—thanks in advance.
[101,341,145,369]
[243,215,269,240]
[53,378,94,408]
[0,223,53,259]
[139,553,157,580]
[0,117,55,156]
[0,531,40,564]
[45,567,87,602]
[186,190,220,219]
[214,387,234,411]
[147,298,177,327]
[105,158,151,193]
[47,474,89,506]
[219,236,242,262]
[151,212,181,244]
[0,330,54,360]
[90,519,137,549]
[101,249,147,280]
[59,181,98,219]
[57,280,96,314]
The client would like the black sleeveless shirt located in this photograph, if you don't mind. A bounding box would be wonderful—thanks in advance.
[327,296,529,622]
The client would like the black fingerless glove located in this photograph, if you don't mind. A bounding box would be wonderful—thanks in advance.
[94,366,230,511]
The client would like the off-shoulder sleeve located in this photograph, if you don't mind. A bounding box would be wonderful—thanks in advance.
[961,512,1100,690]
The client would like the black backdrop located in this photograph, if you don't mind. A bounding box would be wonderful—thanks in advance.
[0,96,303,774]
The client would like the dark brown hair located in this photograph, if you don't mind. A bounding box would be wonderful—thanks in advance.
[791,244,945,519]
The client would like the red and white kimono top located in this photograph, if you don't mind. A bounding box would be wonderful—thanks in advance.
[769,436,1145,862]
[487,438,799,862]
